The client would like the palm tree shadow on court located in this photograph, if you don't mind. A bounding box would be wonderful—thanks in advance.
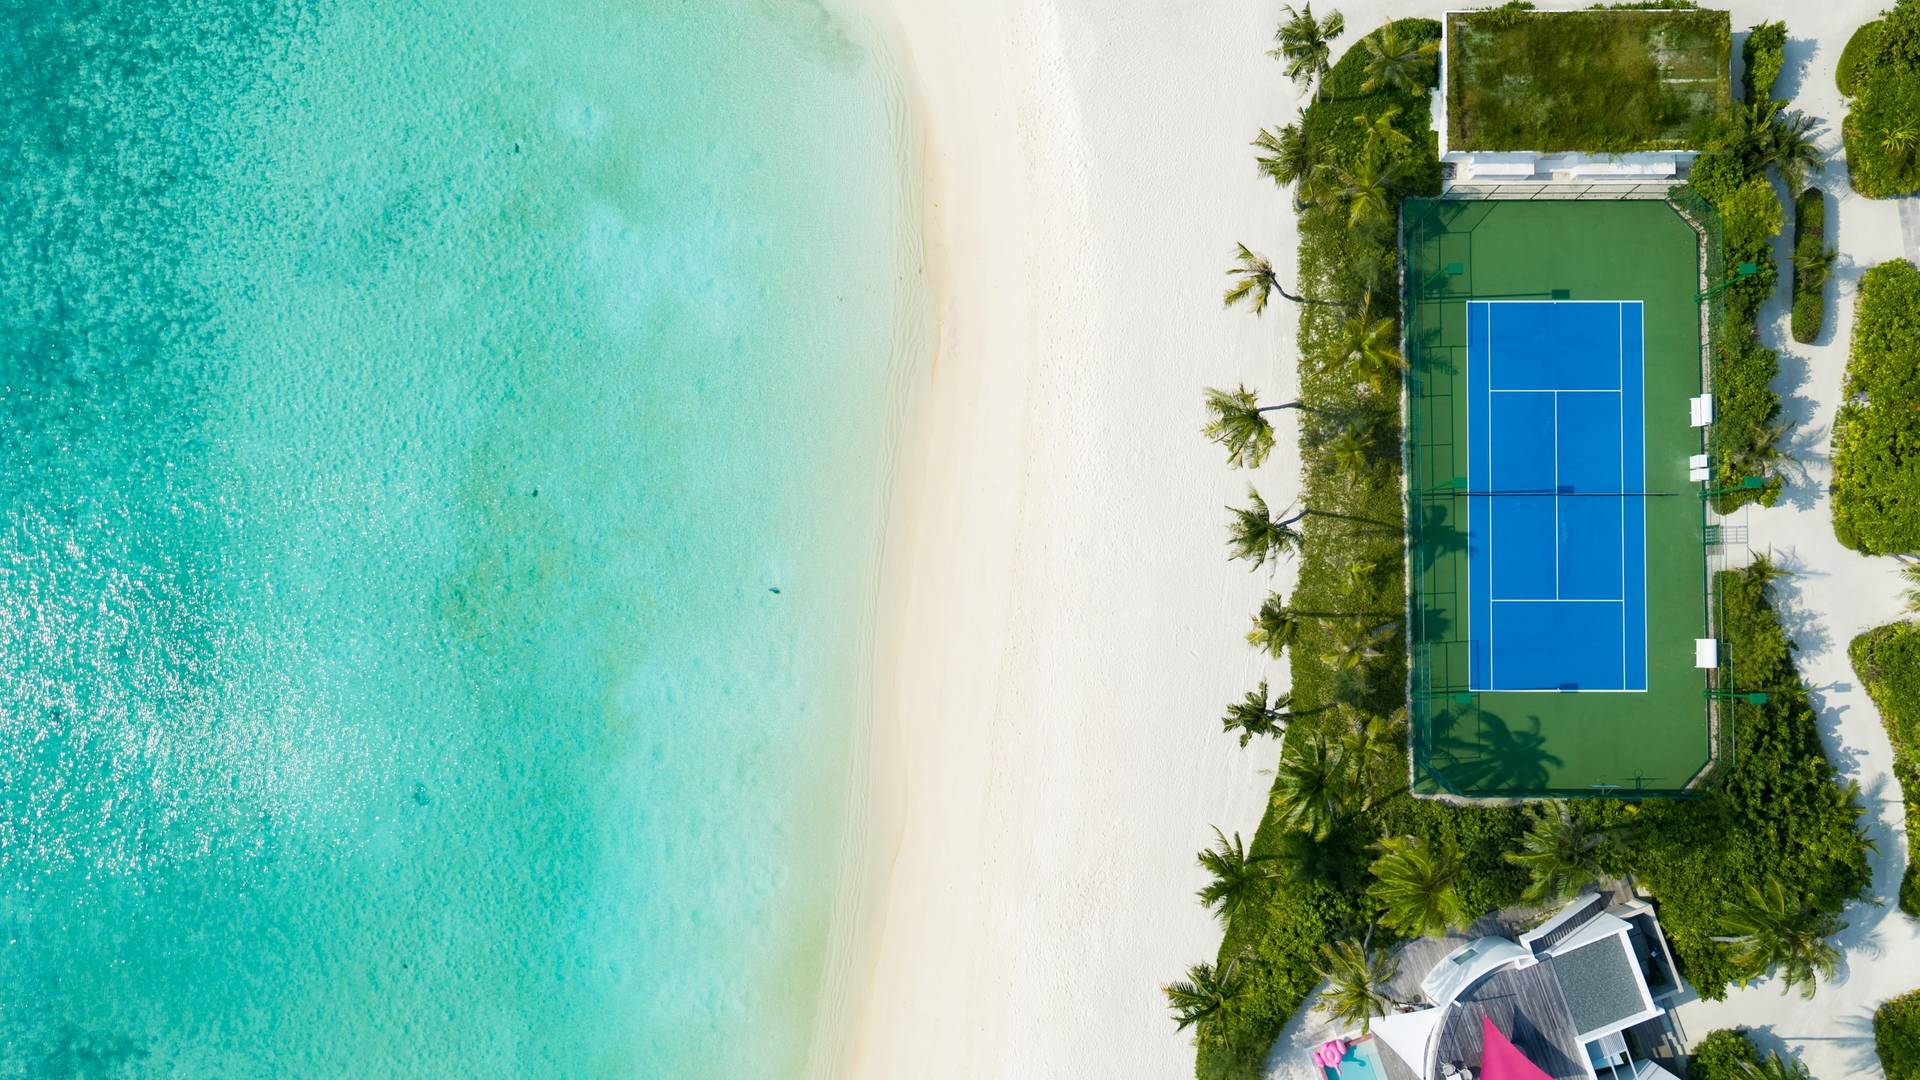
[1429,708,1563,794]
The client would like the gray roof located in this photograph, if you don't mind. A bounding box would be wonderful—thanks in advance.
[1432,960,1589,1080]
[1550,936,1648,1035]
[1526,894,1607,957]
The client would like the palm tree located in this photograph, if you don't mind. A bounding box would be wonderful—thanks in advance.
[1203,385,1301,468]
[1164,958,1246,1031]
[1352,107,1411,160]
[1340,301,1409,394]
[1793,241,1837,292]
[1272,737,1346,840]
[1321,619,1397,674]
[1223,243,1340,314]
[1741,1051,1811,1080]
[1269,4,1346,98]
[1368,835,1468,937]
[1226,487,1304,570]
[1313,938,1400,1034]
[1222,679,1307,746]
[1359,19,1438,96]
[1902,560,1920,614]
[1248,591,1302,658]
[1503,802,1614,903]
[1770,109,1826,192]
[1253,115,1317,201]
[1196,826,1280,924]
[1713,878,1845,998]
[1713,98,1785,170]
[1321,156,1400,233]
[1338,706,1406,806]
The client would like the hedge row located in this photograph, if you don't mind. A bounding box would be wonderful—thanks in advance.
[1883,988,1920,1080]
[1833,260,1920,553]
[1743,20,1787,103]
[1852,621,1920,914]
[1790,187,1829,344]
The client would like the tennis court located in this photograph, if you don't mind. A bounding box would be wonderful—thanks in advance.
[1468,301,1646,693]
[1402,199,1716,798]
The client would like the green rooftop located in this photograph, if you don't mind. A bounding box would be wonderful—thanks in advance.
[1445,8,1732,153]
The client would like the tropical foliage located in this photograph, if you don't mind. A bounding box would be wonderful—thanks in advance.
[1852,619,1920,914]
[1833,260,1920,553]
[1197,827,1281,925]
[1880,987,1920,1080]
[1202,385,1285,469]
[1790,187,1831,344]
[1843,1,1920,197]
[1504,802,1613,903]
[1310,938,1398,1034]
[1183,22,1867,1080]
[1269,4,1345,99]
[1165,959,1246,1031]
[1688,1028,1763,1080]
[1713,878,1845,998]
[1742,21,1787,104]
[1220,679,1301,747]
[1367,835,1467,938]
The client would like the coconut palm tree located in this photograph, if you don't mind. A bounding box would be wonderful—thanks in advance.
[1248,591,1302,658]
[1253,115,1318,201]
[1713,98,1785,170]
[1222,679,1309,746]
[1196,826,1280,924]
[1321,619,1398,674]
[1503,802,1615,903]
[1352,107,1412,160]
[1320,156,1400,233]
[1770,109,1826,192]
[1223,243,1342,314]
[1713,878,1845,998]
[1883,122,1920,167]
[1741,1051,1811,1080]
[1164,958,1246,1030]
[1313,938,1400,1034]
[1359,19,1438,96]
[1203,384,1300,468]
[1902,560,1920,614]
[1340,302,1409,394]
[1272,736,1346,840]
[1368,835,1468,938]
[1794,241,1837,292]
[1268,4,1346,98]
[1338,706,1406,806]
[1226,487,1305,571]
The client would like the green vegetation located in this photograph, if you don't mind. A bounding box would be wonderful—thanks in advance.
[1268,4,1346,100]
[1445,8,1730,151]
[1180,21,1869,1079]
[1688,1029,1763,1080]
[1833,260,1920,553]
[1743,21,1787,103]
[1681,79,1829,510]
[1852,620,1920,914]
[1790,187,1832,344]
[1842,1,1920,197]
[1881,988,1920,1079]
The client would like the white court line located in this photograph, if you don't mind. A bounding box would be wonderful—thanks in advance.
[1491,598,1624,603]
[1488,388,1620,393]
[1619,302,1626,681]
[1553,390,1560,600]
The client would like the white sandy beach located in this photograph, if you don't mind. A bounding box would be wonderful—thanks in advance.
[830,2,1918,1079]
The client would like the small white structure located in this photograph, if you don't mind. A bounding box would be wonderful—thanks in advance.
[1689,394,1714,427]
[1695,639,1719,669]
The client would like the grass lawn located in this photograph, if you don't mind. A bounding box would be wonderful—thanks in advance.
[1446,9,1731,152]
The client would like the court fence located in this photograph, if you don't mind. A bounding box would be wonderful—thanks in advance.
[1400,192,1736,800]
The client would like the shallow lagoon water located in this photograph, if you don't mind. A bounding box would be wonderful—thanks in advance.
[0,2,914,1074]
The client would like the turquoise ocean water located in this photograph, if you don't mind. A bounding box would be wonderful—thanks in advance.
[1,1,916,1075]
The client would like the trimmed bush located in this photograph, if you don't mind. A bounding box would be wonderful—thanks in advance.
[1791,187,1830,344]
[1842,20,1887,96]
[1689,1028,1763,1080]
[1833,260,1920,553]
[1852,621,1920,915]
[1880,988,1920,1080]
[1743,21,1788,103]
[1844,3,1920,197]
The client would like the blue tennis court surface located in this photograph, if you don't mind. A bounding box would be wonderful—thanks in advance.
[1468,301,1647,692]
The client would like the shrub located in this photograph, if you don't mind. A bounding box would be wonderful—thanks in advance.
[1841,19,1886,96]
[1881,989,1920,1080]
[1743,21,1788,102]
[1791,187,1830,344]
[1833,260,1920,552]
[1689,1028,1762,1080]
[1852,621,1920,914]
[1687,151,1748,205]
[1845,2,1920,197]
[1717,175,1784,251]
[1612,563,1871,999]
[1712,339,1783,507]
